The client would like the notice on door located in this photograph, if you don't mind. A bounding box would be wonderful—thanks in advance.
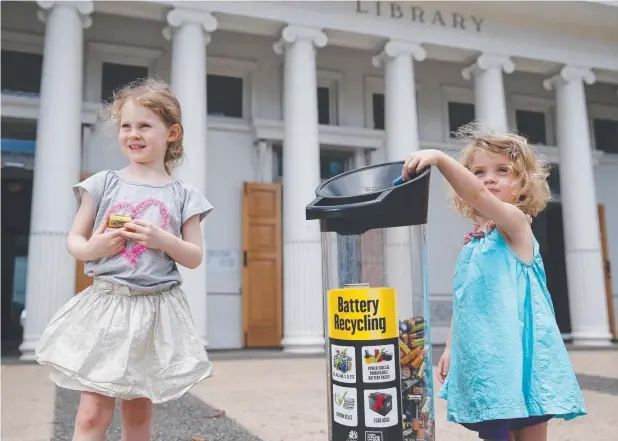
[327,287,398,341]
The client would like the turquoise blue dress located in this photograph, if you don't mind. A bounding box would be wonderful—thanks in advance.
[438,225,586,424]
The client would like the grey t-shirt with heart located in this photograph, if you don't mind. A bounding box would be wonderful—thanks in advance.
[74,170,213,290]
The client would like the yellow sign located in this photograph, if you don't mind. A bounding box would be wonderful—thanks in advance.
[328,287,398,341]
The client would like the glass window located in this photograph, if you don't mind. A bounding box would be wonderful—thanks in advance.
[593,118,618,154]
[275,145,282,179]
[448,102,475,137]
[317,87,330,125]
[547,165,560,196]
[207,74,243,118]
[372,93,385,130]
[1,50,43,95]
[320,156,346,180]
[516,110,547,145]
[1,118,37,141]
[273,147,350,182]
[101,62,148,103]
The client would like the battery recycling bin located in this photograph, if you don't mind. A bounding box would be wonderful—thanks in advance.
[306,161,435,441]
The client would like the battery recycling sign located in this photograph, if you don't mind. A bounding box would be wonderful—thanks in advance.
[328,287,403,441]
[329,288,397,340]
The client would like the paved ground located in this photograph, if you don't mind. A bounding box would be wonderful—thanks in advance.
[2,347,617,441]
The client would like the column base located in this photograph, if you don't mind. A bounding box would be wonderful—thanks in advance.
[281,336,326,354]
[19,232,76,362]
[570,330,614,347]
[18,341,38,361]
[282,239,324,355]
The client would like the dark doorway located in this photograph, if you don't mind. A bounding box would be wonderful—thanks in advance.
[532,201,572,335]
[1,169,33,355]
[2,117,37,355]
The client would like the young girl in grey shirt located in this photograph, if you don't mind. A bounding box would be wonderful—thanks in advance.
[36,78,213,441]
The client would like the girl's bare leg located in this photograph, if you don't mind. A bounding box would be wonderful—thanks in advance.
[120,397,153,441]
[482,431,516,441]
[514,421,548,441]
[73,391,115,441]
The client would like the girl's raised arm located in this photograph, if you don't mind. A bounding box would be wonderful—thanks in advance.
[405,149,529,241]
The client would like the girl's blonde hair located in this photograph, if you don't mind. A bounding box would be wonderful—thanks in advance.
[451,123,551,220]
[103,77,184,175]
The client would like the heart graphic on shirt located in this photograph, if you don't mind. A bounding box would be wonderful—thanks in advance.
[105,199,170,265]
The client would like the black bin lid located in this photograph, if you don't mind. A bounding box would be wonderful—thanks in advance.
[305,161,431,235]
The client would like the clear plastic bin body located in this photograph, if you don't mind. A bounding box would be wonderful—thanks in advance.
[307,161,435,441]
[321,225,435,441]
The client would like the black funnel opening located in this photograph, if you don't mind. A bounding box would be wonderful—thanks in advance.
[306,161,430,235]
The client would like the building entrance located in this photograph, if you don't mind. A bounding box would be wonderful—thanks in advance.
[1,168,33,355]
[1,118,36,355]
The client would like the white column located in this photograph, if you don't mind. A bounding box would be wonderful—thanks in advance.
[372,40,426,321]
[462,53,514,132]
[19,1,93,360]
[273,25,327,353]
[373,40,425,160]
[544,67,612,346]
[163,7,217,347]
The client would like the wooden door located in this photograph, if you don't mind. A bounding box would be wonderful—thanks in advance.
[74,174,93,294]
[241,182,283,347]
[598,204,616,339]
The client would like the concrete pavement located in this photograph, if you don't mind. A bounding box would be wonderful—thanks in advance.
[2,348,617,441]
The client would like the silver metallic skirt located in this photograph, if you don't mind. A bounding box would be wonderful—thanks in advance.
[35,279,213,403]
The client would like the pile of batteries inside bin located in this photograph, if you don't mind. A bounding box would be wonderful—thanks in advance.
[399,317,434,441]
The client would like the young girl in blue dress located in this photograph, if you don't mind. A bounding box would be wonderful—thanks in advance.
[35,78,214,441]
[401,127,586,441]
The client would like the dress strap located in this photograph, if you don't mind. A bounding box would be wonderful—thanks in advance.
[463,221,496,244]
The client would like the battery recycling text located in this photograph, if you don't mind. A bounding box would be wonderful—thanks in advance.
[333,298,386,336]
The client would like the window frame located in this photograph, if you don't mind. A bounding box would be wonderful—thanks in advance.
[588,103,618,157]
[365,75,422,131]
[364,75,384,130]
[271,144,355,183]
[85,42,164,103]
[1,31,43,55]
[508,94,556,147]
[207,56,256,122]
[1,31,44,99]
[316,69,343,126]
[441,85,475,142]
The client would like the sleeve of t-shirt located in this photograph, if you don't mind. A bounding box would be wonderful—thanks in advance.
[72,171,110,213]
[181,184,214,225]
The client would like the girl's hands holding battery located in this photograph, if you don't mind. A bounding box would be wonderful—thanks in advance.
[86,218,126,259]
[120,219,168,250]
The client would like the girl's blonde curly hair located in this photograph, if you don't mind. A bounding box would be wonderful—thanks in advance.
[451,123,552,220]
[102,77,184,175]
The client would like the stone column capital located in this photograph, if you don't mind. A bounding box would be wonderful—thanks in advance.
[162,7,218,43]
[462,53,514,80]
[37,1,93,28]
[372,40,426,68]
[543,65,596,91]
[273,25,327,55]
